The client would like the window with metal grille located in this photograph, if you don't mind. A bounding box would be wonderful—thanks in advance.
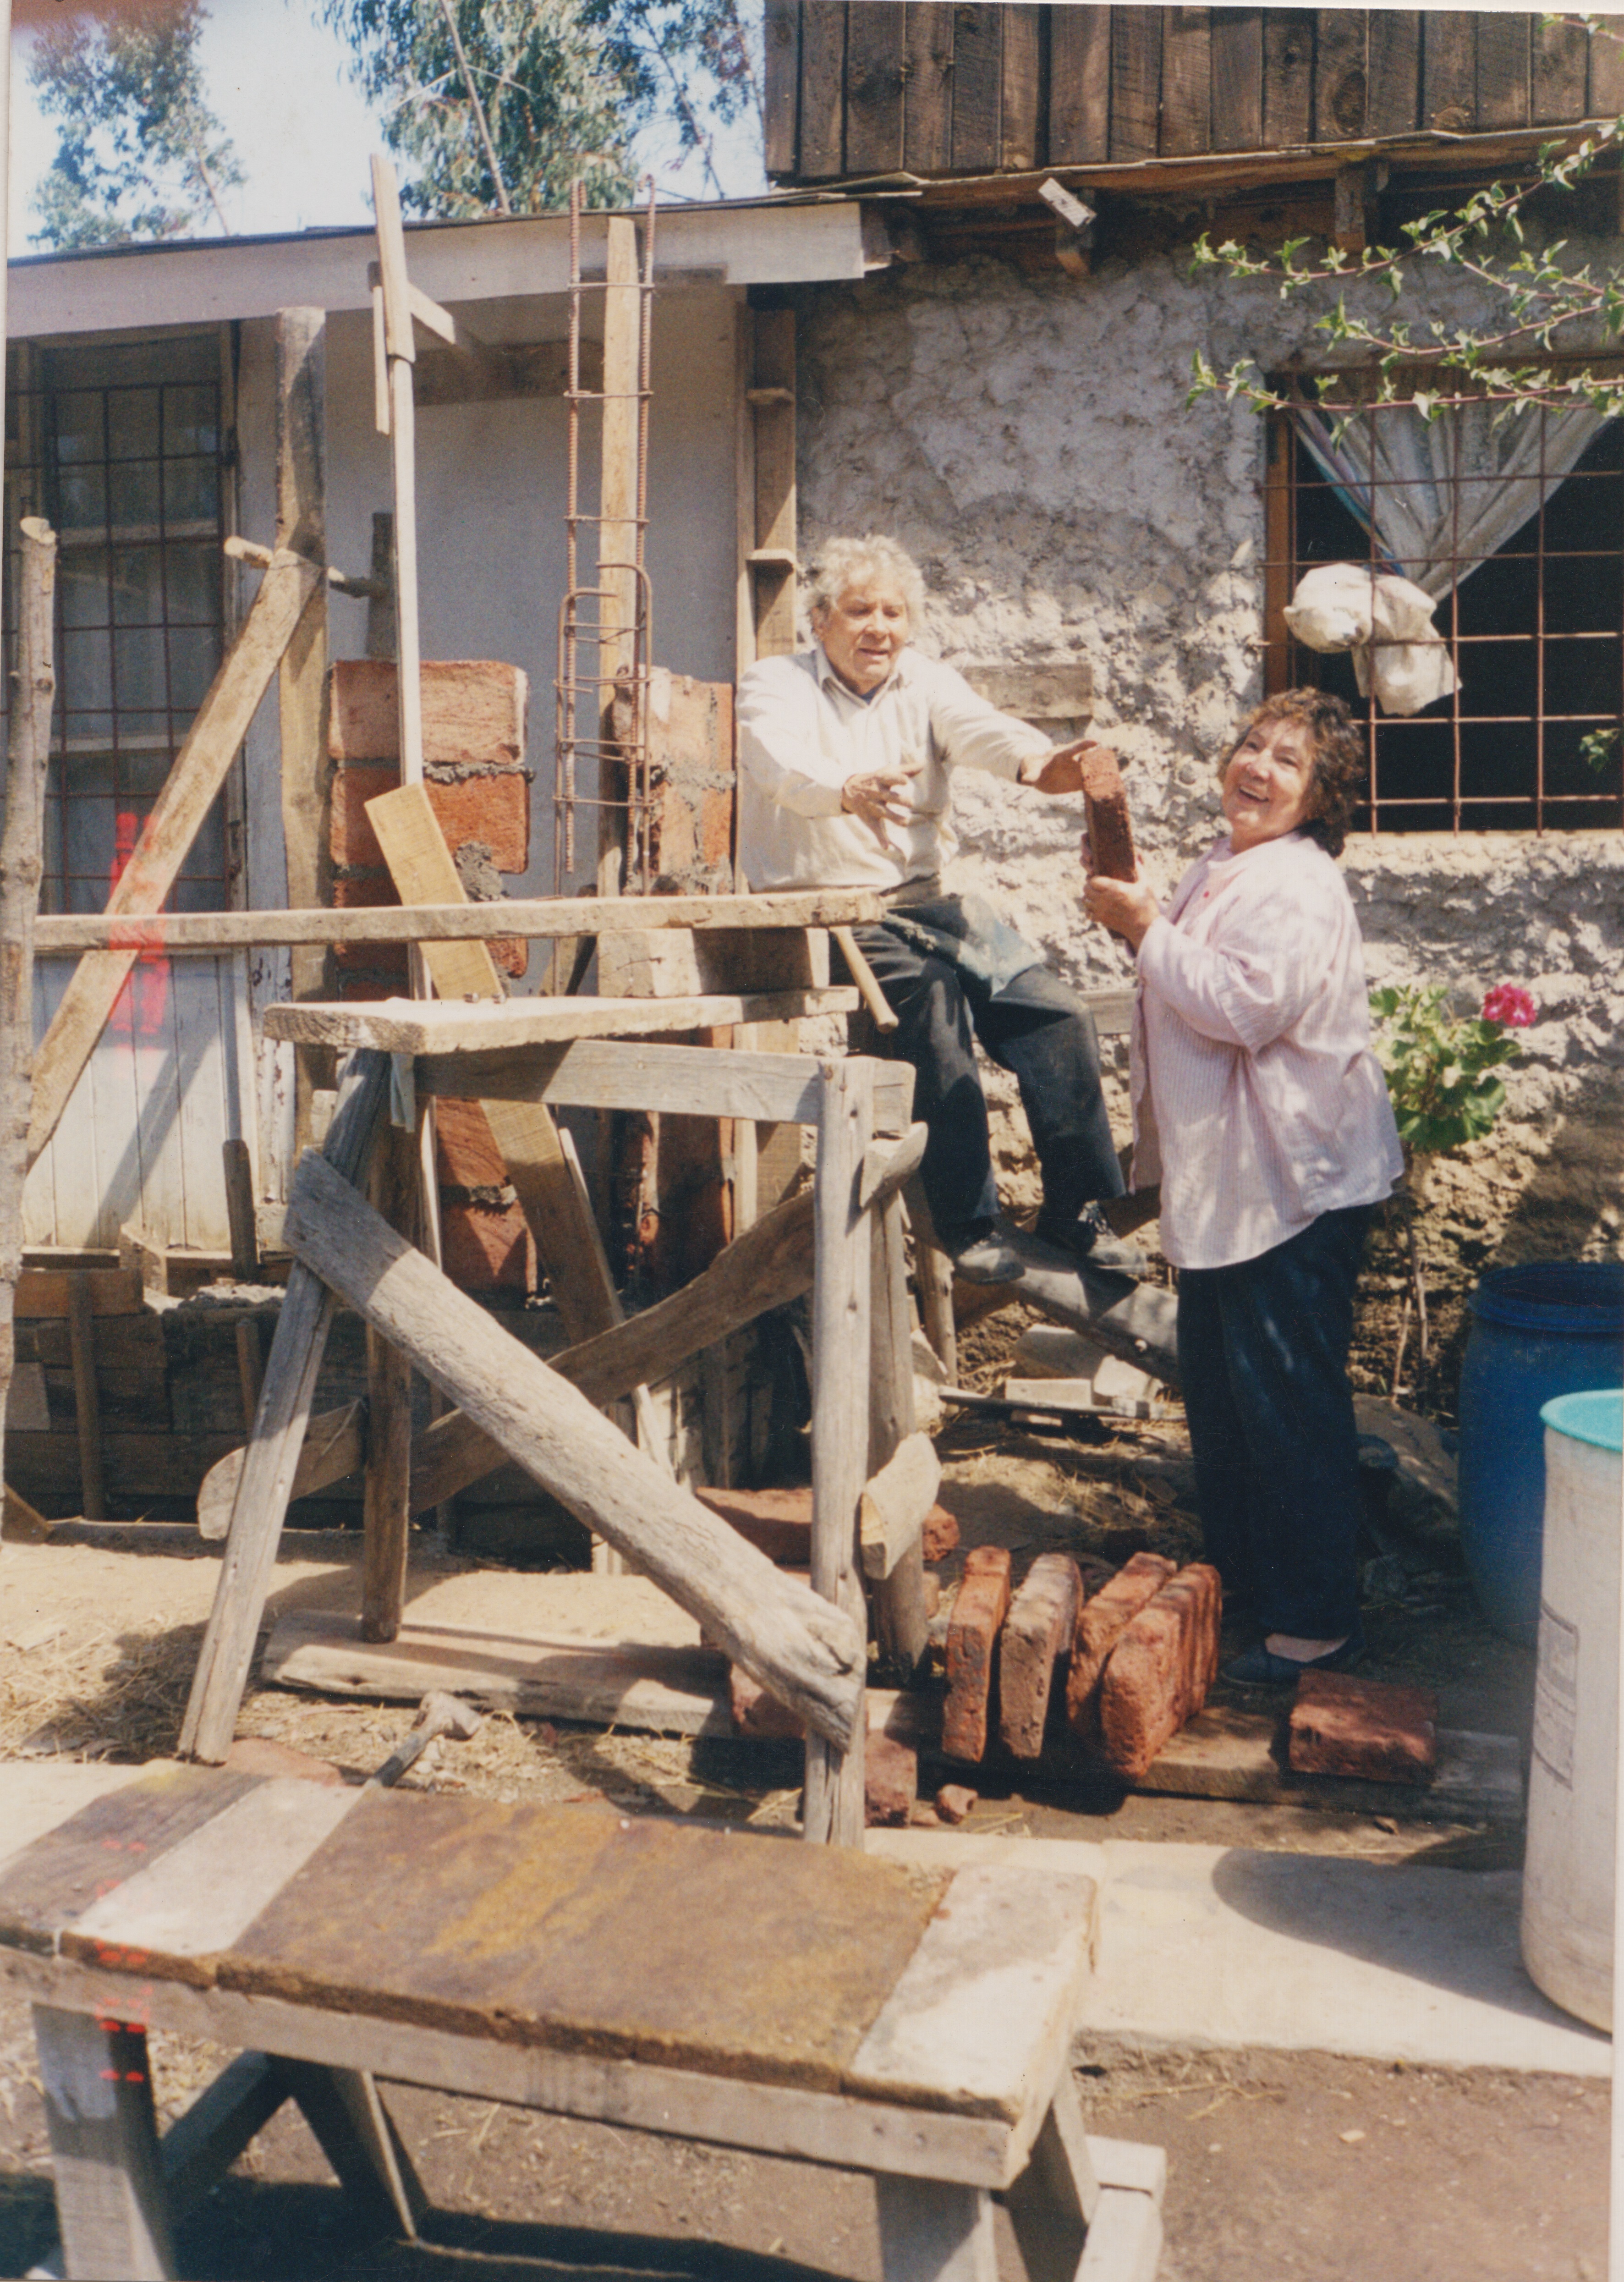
[4,334,230,912]
[1264,386,1624,834]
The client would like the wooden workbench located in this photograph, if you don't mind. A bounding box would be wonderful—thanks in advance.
[2,1766,1164,2281]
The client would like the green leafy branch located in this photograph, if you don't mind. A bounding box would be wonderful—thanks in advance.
[1368,984,1528,1158]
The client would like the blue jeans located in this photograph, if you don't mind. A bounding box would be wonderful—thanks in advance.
[1176,1205,1374,1639]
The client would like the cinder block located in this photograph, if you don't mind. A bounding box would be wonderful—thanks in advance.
[1065,1550,1176,1741]
[1097,1563,1222,1781]
[1081,744,1136,881]
[1289,1672,1439,1785]
[864,1732,918,1827]
[328,657,527,769]
[439,1199,535,1293]
[999,1552,1082,1760]
[943,1544,1012,1764]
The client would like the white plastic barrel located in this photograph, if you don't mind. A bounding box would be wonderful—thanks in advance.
[1521,1388,1624,2029]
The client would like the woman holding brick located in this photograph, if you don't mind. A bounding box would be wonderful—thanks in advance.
[1082,690,1403,1685]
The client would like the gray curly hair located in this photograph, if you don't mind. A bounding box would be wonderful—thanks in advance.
[805,535,926,632]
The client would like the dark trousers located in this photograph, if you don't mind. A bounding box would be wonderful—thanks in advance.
[1175,1205,1374,1640]
[850,922,1123,1246]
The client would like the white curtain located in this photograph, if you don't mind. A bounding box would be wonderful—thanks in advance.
[1291,397,1609,602]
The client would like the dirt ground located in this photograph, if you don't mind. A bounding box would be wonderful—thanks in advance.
[0,1292,1598,2282]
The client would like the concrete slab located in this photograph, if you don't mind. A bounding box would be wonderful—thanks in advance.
[867,1830,1610,2080]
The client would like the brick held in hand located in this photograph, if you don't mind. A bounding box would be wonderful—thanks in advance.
[1064,1549,1177,1743]
[1080,744,1137,882]
[999,1552,1082,1760]
[942,1544,1012,1764]
[1097,1562,1223,1782]
[1289,1672,1438,1786]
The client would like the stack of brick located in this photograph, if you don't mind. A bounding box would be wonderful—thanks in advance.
[1095,1563,1222,1781]
[327,658,534,1292]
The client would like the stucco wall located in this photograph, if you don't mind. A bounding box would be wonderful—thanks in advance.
[790,248,1623,1270]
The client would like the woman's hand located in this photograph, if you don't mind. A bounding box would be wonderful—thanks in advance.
[841,762,922,850]
[1084,867,1160,951]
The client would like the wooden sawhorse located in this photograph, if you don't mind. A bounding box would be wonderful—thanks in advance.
[4,1768,1163,2281]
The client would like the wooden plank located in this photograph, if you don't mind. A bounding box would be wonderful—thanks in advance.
[597,926,828,998]
[281,1150,866,1750]
[1160,7,1212,156]
[14,1265,143,1317]
[415,1038,915,1131]
[1110,7,1163,160]
[279,2062,426,2239]
[1312,9,1367,142]
[1048,0,1110,162]
[275,309,332,1140]
[179,1049,391,1763]
[1366,9,1421,137]
[26,550,319,1171]
[849,1862,1095,2126]
[951,4,1004,170]
[904,1,955,172]
[1263,408,1293,697]
[798,0,848,177]
[599,213,641,737]
[845,0,905,173]
[33,2008,176,2280]
[6,1430,247,1503]
[263,988,859,1056]
[1004,2071,1100,2282]
[361,1120,417,1643]
[1533,11,1588,124]
[1000,5,1043,171]
[371,157,424,789]
[64,1779,360,1982]
[1590,17,1624,115]
[67,1271,105,1520]
[1422,10,1476,130]
[1209,7,1263,150]
[753,307,797,659]
[1076,2188,1163,2282]
[873,2175,997,2282]
[34,889,885,953]
[198,1397,365,1541]
[868,1196,927,1668]
[1475,11,1529,132]
[804,1057,872,1846]
[1085,2137,1167,2203]
[860,1431,940,1582]
[1261,8,1313,144]
[763,0,801,176]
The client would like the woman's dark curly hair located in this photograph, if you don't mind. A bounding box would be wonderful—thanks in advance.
[1222,688,1363,858]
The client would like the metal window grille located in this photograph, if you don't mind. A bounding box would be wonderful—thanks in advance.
[4,336,229,912]
[1264,388,1624,835]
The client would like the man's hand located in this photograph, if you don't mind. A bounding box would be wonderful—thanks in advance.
[1019,738,1122,797]
[1084,867,1160,952]
[841,762,922,850]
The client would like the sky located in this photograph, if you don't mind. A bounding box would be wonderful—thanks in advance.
[7,0,768,258]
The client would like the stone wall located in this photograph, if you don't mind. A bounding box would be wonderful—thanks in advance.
[790,246,1624,1276]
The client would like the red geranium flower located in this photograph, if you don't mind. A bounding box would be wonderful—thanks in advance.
[1482,984,1536,1028]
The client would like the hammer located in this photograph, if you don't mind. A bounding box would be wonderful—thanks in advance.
[365,1690,483,1791]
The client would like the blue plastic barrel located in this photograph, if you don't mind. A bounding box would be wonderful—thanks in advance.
[1457,1263,1624,1644]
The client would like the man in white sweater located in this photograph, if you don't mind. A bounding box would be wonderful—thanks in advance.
[737,533,1136,1283]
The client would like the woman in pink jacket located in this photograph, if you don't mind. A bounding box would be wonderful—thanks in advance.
[1084,691,1403,1685]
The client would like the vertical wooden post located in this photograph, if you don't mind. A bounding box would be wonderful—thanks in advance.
[805,1056,872,1845]
[751,308,798,658]
[362,1114,419,1640]
[0,517,56,1534]
[222,1136,258,1282]
[275,308,332,1161]
[917,1231,958,1386]
[871,1193,928,1671]
[370,159,423,792]
[598,213,642,895]
[68,1272,105,1521]
[33,2008,176,2282]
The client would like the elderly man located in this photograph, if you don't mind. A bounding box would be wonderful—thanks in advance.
[737,533,1136,1283]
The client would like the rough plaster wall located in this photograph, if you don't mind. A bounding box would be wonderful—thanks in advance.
[794,250,1623,1264]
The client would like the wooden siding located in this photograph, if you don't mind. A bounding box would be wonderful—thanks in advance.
[766,5,1624,181]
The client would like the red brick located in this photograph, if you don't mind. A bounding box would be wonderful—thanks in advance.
[922,1504,960,1563]
[1064,1550,1176,1741]
[330,764,529,875]
[943,1544,1012,1763]
[864,1732,918,1827]
[935,1783,977,1825]
[1097,1562,1222,1781]
[328,658,527,768]
[439,1199,535,1293]
[998,1552,1082,1760]
[730,1665,803,1740]
[1289,1673,1439,1785]
[1081,744,1136,881]
[696,1485,812,1567]
[430,1098,507,1191]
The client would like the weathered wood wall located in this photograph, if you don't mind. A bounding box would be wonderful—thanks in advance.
[765,5,1624,182]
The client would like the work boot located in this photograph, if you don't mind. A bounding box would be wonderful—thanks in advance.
[1033,1204,1146,1280]
[940,1218,1028,1286]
